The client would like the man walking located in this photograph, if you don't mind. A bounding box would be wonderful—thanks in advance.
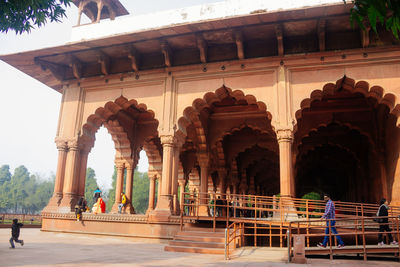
[317,194,344,248]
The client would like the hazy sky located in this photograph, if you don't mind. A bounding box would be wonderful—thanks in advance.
[0,0,341,190]
[0,0,225,190]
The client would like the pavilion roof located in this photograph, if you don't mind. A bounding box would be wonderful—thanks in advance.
[1,1,393,92]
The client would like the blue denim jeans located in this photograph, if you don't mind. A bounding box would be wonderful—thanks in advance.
[9,237,23,248]
[322,220,344,246]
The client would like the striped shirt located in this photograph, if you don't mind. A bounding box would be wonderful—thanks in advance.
[323,199,335,219]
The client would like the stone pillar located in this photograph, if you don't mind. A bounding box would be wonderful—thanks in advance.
[59,140,81,212]
[391,156,400,205]
[111,162,125,213]
[77,148,90,198]
[277,129,295,197]
[217,169,226,196]
[178,179,186,214]
[43,139,68,212]
[198,157,209,216]
[379,156,388,199]
[150,135,175,221]
[171,144,181,215]
[146,174,157,214]
[124,163,135,214]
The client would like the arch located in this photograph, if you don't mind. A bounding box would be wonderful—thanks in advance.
[81,95,159,163]
[176,86,272,144]
[294,76,400,131]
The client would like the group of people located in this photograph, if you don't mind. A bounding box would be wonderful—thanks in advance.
[74,189,128,221]
[317,194,398,249]
[74,188,106,221]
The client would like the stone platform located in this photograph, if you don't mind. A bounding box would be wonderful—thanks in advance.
[1,229,399,266]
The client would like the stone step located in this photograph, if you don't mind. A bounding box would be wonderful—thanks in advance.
[175,231,225,238]
[164,245,225,254]
[174,235,225,243]
[169,239,226,248]
[183,226,225,233]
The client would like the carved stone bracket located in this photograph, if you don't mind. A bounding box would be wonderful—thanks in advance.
[235,30,245,60]
[275,24,284,56]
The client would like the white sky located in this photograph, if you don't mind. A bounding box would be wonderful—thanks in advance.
[0,0,342,190]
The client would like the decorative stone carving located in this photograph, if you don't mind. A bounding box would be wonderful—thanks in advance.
[276,128,294,142]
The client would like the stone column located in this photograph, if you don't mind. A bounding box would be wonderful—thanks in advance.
[198,157,209,216]
[124,163,135,214]
[378,155,388,199]
[178,179,186,214]
[391,156,400,205]
[77,148,90,198]
[43,139,68,212]
[217,168,226,196]
[111,162,125,213]
[59,140,81,212]
[171,144,181,215]
[146,174,157,214]
[277,129,295,197]
[150,135,175,221]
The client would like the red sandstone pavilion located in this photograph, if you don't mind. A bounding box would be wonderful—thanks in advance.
[3,0,400,244]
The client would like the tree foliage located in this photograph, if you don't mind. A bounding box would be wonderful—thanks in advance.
[84,167,99,208]
[346,0,400,38]
[0,0,72,34]
[0,164,54,213]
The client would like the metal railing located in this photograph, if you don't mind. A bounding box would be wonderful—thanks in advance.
[225,221,244,260]
[180,192,400,232]
[288,216,400,261]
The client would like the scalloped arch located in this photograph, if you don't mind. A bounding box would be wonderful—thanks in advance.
[294,76,400,129]
[81,95,159,161]
[176,86,272,142]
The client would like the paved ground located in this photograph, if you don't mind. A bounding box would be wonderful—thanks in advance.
[1,229,400,267]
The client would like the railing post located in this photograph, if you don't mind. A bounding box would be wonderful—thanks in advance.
[225,228,229,260]
[288,223,292,263]
[328,219,333,260]
[361,217,366,261]
[396,216,400,260]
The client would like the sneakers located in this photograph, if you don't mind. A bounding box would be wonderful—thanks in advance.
[317,243,326,248]
[378,241,385,246]
[21,240,24,246]
[9,247,15,249]
[337,244,345,249]
[391,241,398,245]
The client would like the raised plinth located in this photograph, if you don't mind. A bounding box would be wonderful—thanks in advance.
[41,212,183,239]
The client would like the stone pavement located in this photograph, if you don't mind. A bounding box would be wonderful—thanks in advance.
[1,229,399,267]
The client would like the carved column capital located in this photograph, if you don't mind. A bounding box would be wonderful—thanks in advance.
[276,128,293,143]
[160,135,176,146]
[55,138,68,151]
[115,160,125,169]
[67,139,80,151]
[178,179,186,186]
[198,153,209,169]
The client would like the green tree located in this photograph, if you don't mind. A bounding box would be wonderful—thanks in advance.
[131,171,149,214]
[0,164,11,185]
[346,0,400,38]
[106,166,117,212]
[84,167,99,208]
[0,0,72,34]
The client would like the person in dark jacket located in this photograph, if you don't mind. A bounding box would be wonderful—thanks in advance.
[9,219,24,249]
[378,198,398,245]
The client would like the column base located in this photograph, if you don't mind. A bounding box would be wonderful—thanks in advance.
[148,195,173,222]
[42,194,63,213]
[121,203,135,214]
[110,202,121,214]
[198,205,209,216]
[58,193,79,213]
